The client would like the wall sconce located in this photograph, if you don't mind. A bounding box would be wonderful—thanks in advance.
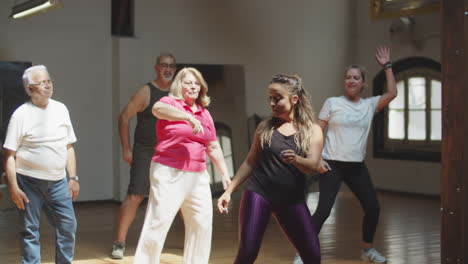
[9,0,63,19]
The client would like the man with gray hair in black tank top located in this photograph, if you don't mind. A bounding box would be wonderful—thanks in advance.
[110,53,177,259]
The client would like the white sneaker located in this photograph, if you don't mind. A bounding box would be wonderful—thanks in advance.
[110,242,125,259]
[361,248,387,263]
[292,253,303,264]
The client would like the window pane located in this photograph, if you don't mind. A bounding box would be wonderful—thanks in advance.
[408,110,426,140]
[431,110,441,140]
[211,155,234,182]
[220,136,232,156]
[388,110,405,139]
[205,159,214,184]
[431,80,441,109]
[220,135,234,177]
[225,155,234,177]
[213,167,222,183]
[408,77,426,110]
[207,134,234,183]
[389,81,405,109]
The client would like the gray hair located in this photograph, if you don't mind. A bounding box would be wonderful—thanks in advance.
[156,53,176,64]
[22,65,48,95]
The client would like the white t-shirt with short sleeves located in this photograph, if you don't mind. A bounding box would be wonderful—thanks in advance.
[3,99,77,180]
[319,95,381,162]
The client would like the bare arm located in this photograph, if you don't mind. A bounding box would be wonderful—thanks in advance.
[66,144,79,201]
[317,119,332,174]
[375,46,398,112]
[206,140,231,190]
[281,124,324,174]
[3,149,29,210]
[318,119,328,131]
[217,121,264,213]
[152,101,204,134]
[118,86,150,164]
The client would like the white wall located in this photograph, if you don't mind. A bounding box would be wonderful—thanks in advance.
[117,0,355,113]
[0,1,114,200]
[354,2,441,195]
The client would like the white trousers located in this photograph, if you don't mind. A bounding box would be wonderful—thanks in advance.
[134,162,213,264]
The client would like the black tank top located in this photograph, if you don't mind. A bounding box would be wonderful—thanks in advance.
[247,129,307,205]
[133,82,168,146]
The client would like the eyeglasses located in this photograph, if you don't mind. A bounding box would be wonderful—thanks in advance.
[158,63,176,69]
[29,79,53,87]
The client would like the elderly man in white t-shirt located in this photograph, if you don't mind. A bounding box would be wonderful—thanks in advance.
[3,65,79,264]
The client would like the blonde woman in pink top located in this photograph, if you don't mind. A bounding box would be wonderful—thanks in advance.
[133,67,231,264]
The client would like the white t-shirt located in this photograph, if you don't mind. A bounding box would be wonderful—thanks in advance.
[319,95,381,162]
[3,99,77,181]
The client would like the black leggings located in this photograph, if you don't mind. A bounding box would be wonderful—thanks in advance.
[312,160,380,243]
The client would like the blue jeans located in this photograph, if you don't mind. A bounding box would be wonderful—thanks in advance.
[17,174,77,264]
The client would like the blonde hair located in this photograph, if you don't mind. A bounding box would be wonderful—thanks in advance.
[259,74,317,156]
[344,64,368,90]
[169,67,210,107]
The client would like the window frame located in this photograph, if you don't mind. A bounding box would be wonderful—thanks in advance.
[373,57,441,162]
[206,122,235,192]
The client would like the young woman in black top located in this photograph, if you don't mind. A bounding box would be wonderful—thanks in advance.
[218,74,323,264]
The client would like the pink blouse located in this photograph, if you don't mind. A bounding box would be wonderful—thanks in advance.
[152,96,217,172]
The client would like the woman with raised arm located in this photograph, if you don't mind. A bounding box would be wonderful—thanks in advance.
[218,74,323,264]
[294,46,396,264]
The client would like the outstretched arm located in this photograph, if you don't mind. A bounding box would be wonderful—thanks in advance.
[206,140,231,190]
[375,45,398,112]
[217,121,264,213]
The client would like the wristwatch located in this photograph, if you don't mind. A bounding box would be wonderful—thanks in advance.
[69,176,79,182]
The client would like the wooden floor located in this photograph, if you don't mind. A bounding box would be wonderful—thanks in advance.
[0,190,440,264]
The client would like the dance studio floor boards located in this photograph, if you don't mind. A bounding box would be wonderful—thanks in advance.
[0,190,440,264]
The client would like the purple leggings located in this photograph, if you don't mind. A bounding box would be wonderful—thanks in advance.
[234,190,321,264]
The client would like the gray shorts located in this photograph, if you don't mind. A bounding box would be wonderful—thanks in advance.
[128,143,154,195]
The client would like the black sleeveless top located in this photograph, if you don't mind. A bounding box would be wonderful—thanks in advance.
[246,130,307,205]
[133,82,169,146]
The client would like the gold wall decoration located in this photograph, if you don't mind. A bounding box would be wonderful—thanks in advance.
[371,0,440,19]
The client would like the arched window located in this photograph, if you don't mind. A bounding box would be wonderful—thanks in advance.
[373,57,441,162]
[206,122,235,189]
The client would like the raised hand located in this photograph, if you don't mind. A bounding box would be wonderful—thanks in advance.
[375,45,391,67]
